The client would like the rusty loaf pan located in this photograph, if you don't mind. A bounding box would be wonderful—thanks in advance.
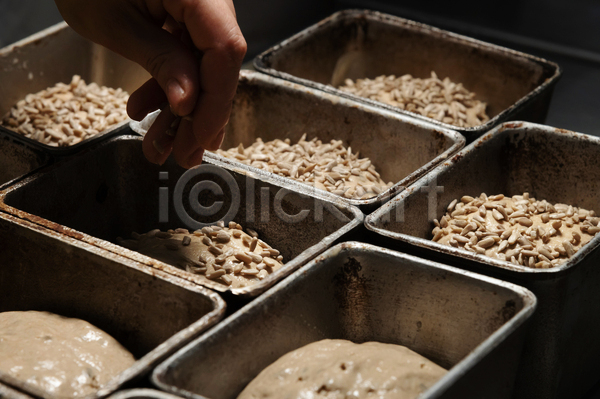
[108,389,183,399]
[0,22,149,156]
[152,242,536,399]
[0,211,225,399]
[0,134,363,297]
[254,9,561,142]
[364,121,600,399]
[203,70,464,214]
[0,129,51,189]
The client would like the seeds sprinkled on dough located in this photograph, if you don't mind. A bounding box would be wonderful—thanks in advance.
[1,75,129,147]
[338,72,489,128]
[216,135,393,200]
[432,193,599,268]
[118,223,284,288]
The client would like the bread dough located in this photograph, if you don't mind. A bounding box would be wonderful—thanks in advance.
[434,193,600,268]
[237,339,446,399]
[0,311,135,398]
[119,226,284,288]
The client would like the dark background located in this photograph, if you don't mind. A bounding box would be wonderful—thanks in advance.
[2,1,600,396]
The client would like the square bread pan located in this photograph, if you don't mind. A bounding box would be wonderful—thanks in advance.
[364,121,600,399]
[0,211,225,399]
[254,9,561,142]
[152,242,536,399]
[0,129,51,189]
[207,70,464,214]
[0,22,149,156]
[0,134,363,298]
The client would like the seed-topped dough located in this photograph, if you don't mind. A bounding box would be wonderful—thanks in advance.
[432,193,600,268]
[118,224,284,288]
[1,75,129,147]
[338,72,489,128]
[216,134,393,200]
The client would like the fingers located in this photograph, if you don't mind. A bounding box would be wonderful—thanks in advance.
[171,118,205,168]
[165,0,246,150]
[79,1,201,118]
[127,78,167,121]
[56,0,246,169]
[142,107,178,165]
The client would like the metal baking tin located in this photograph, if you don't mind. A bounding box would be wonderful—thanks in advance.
[254,9,561,142]
[0,22,149,156]
[205,70,464,214]
[0,211,225,399]
[108,389,184,399]
[152,242,536,399]
[364,121,600,399]
[0,134,363,297]
[0,129,51,189]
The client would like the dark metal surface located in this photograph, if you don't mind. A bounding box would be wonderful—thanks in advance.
[152,242,536,399]
[212,70,464,213]
[0,129,51,189]
[0,211,225,399]
[254,9,561,142]
[365,121,600,399]
[0,134,362,297]
[0,22,149,156]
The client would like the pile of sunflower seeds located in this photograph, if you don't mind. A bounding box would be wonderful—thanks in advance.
[338,72,489,128]
[1,75,129,147]
[432,193,600,268]
[119,221,284,287]
[215,134,393,200]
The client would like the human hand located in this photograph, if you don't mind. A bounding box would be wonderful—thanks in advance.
[55,0,247,168]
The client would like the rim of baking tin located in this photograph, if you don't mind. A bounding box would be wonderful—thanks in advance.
[253,9,562,136]
[0,129,53,191]
[0,211,226,399]
[365,121,600,275]
[151,241,537,399]
[202,70,465,211]
[0,135,364,297]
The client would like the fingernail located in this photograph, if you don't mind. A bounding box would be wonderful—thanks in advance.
[167,79,185,114]
[187,148,204,167]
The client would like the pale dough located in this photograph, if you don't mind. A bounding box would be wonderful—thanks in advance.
[0,311,136,398]
[237,339,446,399]
[119,227,283,288]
